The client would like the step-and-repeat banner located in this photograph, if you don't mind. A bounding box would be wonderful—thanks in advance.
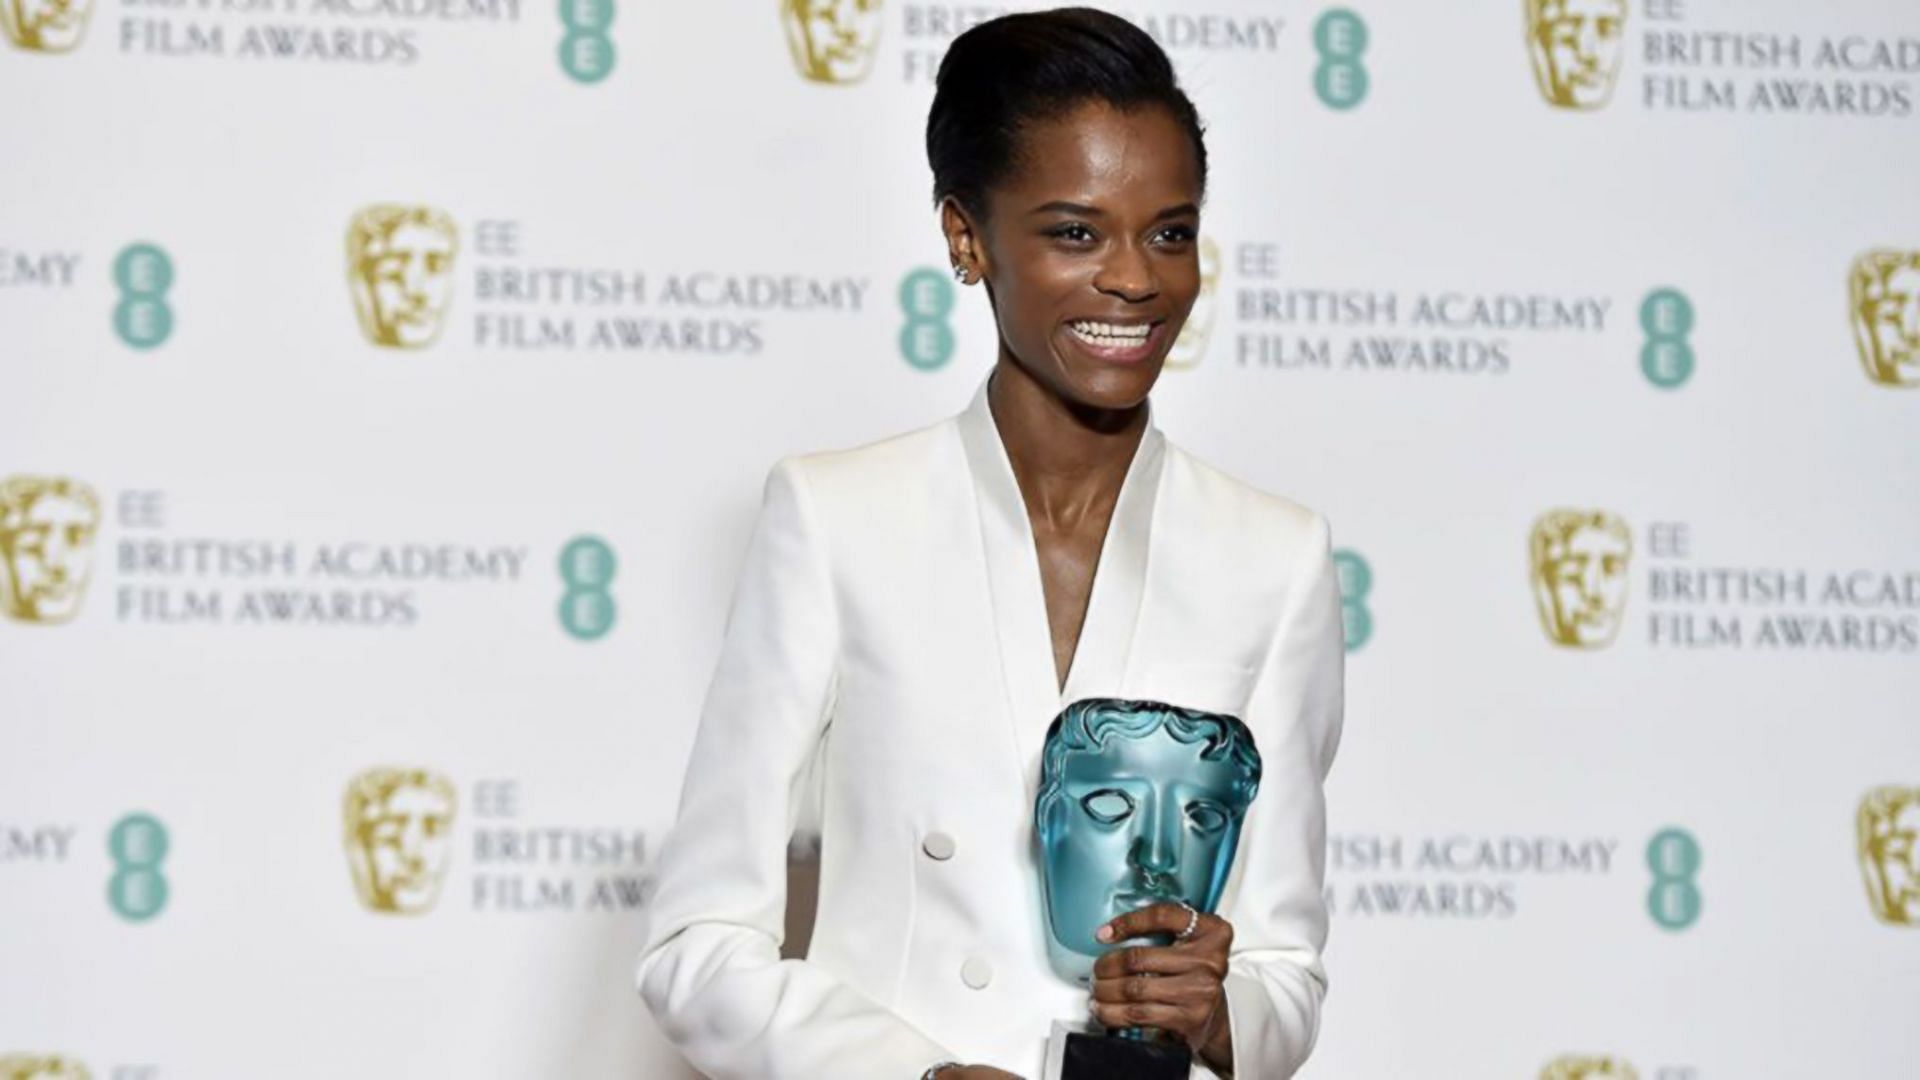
[3,0,1916,1076]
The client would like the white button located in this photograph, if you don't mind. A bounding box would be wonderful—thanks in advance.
[922,831,956,861]
[960,956,993,990]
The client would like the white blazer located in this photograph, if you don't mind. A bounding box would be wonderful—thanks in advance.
[637,378,1344,1080]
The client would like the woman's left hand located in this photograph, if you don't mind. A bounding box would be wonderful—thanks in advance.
[1089,902,1235,1071]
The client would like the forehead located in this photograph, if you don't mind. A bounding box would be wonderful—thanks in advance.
[1058,728,1242,788]
[1565,527,1626,552]
[24,495,94,525]
[989,101,1200,215]
[379,785,450,815]
[375,221,453,252]
[1543,0,1624,18]
[1880,264,1920,289]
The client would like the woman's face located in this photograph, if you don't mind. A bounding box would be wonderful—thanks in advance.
[951,101,1203,413]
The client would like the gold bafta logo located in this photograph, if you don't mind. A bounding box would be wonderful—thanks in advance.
[346,205,458,350]
[1849,251,1920,388]
[0,476,100,626]
[0,1056,90,1080]
[1164,236,1221,371]
[1525,0,1627,110]
[1858,786,1920,926]
[0,0,93,53]
[1530,509,1632,649]
[1541,1056,1639,1080]
[344,767,457,914]
[781,0,882,84]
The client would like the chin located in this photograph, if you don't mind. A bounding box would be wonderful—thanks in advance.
[1046,338,1165,413]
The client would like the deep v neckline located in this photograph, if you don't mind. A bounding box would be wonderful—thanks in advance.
[1023,464,1133,696]
[955,376,1166,796]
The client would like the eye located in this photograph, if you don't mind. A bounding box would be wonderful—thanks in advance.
[1047,223,1097,245]
[1152,224,1197,246]
[1186,802,1230,833]
[1080,789,1134,824]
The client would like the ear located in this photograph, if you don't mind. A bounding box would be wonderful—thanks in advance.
[939,196,986,285]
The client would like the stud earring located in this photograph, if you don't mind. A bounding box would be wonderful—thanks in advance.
[952,264,967,283]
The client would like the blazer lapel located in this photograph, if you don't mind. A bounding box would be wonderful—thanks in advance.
[955,376,1166,801]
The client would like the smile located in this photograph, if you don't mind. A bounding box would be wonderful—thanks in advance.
[1064,319,1163,364]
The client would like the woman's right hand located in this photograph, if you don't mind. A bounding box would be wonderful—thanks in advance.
[935,1067,1024,1080]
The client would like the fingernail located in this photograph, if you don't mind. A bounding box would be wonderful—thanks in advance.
[1095,925,1114,943]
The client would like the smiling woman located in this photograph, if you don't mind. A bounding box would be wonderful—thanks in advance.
[637,9,1344,1080]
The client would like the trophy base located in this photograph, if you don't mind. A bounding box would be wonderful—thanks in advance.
[1044,1021,1192,1080]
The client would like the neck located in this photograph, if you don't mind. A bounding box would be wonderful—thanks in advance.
[986,356,1148,529]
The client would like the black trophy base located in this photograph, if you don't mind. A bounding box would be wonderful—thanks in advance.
[1060,1030,1192,1080]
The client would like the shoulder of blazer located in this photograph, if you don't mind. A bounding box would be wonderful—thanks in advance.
[774,413,960,525]
[1161,439,1328,558]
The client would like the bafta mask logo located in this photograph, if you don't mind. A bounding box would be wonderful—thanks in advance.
[1858,786,1920,926]
[346,205,458,349]
[344,767,457,914]
[1164,236,1221,371]
[1035,699,1261,983]
[0,0,93,53]
[0,476,100,626]
[780,0,882,85]
[1530,509,1632,649]
[1850,250,1920,388]
[1541,1056,1639,1080]
[0,1056,90,1080]
[1525,0,1627,110]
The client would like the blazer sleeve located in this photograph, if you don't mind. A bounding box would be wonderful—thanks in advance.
[636,458,954,1079]
[1207,513,1345,1079]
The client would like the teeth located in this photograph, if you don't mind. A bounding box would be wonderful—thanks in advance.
[1069,321,1153,345]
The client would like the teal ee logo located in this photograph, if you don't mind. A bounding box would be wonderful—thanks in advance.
[559,0,616,84]
[112,243,173,350]
[898,268,955,371]
[1640,287,1695,389]
[1332,549,1372,652]
[1313,9,1369,110]
[1646,826,1702,930]
[559,535,617,640]
[107,813,169,922]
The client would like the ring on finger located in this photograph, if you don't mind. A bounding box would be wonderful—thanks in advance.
[1174,901,1199,941]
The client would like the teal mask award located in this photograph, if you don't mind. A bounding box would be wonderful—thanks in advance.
[1034,698,1262,1080]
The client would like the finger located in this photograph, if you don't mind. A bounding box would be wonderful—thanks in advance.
[1090,971,1220,1007]
[1096,901,1195,944]
[1089,998,1203,1034]
[1092,944,1213,979]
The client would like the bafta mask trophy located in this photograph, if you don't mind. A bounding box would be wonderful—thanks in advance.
[343,767,457,915]
[1034,699,1262,1080]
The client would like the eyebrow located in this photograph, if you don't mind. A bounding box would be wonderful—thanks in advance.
[1028,200,1200,222]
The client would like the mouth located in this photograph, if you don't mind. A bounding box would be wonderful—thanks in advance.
[1112,890,1182,913]
[1061,318,1166,366]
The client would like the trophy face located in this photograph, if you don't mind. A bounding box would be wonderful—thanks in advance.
[0,476,100,625]
[1529,509,1632,649]
[1859,786,1920,926]
[1035,699,1261,983]
[346,205,459,350]
[1850,250,1920,387]
[344,767,458,914]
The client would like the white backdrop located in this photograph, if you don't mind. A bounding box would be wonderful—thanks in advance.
[3,1,1917,1077]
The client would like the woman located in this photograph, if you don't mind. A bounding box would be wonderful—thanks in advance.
[637,9,1342,1079]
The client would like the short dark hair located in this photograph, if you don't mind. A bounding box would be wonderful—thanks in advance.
[926,7,1208,219]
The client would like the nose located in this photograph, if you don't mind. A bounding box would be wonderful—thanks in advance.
[402,255,428,297]
[1128,795,1181,880]
[1576,20,1600,63]
[1093,239,1159,304]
